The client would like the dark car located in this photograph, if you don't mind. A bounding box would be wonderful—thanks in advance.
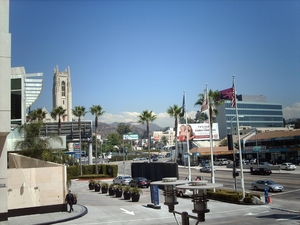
[129,177,150,188]
[250,167,272,175]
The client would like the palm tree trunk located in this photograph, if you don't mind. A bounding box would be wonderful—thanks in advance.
[95,118,98,174]
[147,123,150,162]
[79,118,83,175]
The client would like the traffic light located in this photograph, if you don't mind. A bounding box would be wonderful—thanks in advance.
[227,134,233,150]
[232,166,239,178]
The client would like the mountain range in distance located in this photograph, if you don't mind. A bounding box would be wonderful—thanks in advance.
[95,121,169,140]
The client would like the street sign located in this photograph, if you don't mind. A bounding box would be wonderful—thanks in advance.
[253,146,261,152]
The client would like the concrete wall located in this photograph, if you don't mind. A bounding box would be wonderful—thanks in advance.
[7,154,67,212]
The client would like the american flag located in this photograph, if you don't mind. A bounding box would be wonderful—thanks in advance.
[231,83,236,108]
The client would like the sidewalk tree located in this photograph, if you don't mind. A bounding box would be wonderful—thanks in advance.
[90,105,105,174]
[72,106,87,175]
[138,110,157,162]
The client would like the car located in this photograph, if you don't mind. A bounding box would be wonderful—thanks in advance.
[176,187,193,197]
[251,179,284,192]
[250,158,257,164]
[280,162,296,170]
[152,157,158,161]
[129,177,150,188]
[112,175,132,185]
[250,167,272,175]
[214,158,228,166]
[200,166,215,173]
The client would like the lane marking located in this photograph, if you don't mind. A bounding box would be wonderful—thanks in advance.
[120,208,135,215]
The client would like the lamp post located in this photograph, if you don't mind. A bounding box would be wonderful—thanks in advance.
[230,115,244,192]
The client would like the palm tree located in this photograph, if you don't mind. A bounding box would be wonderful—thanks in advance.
[72,106,87,175]
[167,104,182,162]
[195,89,224,129]
[138,110,157,162]
[28,108,46,122]
[90,105,105,174]
[51,106,67,135]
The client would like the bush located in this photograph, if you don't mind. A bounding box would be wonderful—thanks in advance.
[207,189,260,204]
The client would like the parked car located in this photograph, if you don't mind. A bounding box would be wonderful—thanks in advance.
[113,175,132,185]
[280,162,296,170]
[214,158,228,166]
[251,179,283,192]
[250,158,257,164]
[200,166,215,173]
[129,177,150,188]
[250,167,272,175]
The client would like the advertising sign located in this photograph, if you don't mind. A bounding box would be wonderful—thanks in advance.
[177,123,219,140]
[74,143,80,159]
[123,134,139,140]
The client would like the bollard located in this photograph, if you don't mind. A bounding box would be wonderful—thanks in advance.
[264,187,268,204]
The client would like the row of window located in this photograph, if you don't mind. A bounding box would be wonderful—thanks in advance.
[225,102,282,110]
[226,116,283,122]
[226,110,282,116]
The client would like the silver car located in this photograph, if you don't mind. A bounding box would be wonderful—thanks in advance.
[280,162,296,170]
[113,175,132,185]
[251,179,283,192]
[200,166,215,173]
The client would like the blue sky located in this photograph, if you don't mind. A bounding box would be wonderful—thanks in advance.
[10,0,300,127]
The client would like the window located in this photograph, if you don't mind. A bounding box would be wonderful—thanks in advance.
[61,81,66,96]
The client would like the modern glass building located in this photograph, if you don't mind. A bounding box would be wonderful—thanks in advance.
[216,95,284,139]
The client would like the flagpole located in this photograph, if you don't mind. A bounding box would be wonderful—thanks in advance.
[183,91,192,181]
[233,75,245,199]
[206,84,215,184]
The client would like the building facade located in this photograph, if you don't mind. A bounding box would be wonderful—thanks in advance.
[52,66,72,122]
[0,0,11,221]
[216,95,284,139]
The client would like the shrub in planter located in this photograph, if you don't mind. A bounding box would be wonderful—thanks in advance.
[131,186,143,202]
[123,185,132,200]
[101,182,109,194]
[108,183,115,196]
[94,181,101,192]
[115,185,123,198]
[89,179,96,190]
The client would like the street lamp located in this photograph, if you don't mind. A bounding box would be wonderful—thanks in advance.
[230,115,244,192]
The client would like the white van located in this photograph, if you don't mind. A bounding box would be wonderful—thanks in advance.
[214,158,228,166]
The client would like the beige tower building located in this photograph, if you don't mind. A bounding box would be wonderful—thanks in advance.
[52,66,72,121]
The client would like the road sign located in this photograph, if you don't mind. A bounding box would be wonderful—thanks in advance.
[253,146,261,152]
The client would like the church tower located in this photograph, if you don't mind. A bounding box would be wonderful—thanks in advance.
[52,65,72,121]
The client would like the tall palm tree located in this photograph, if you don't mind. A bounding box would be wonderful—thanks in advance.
[167,104,182,162]
[51,106,67,135]
[90,105,105,174]
[138,110,157,162]
[28,108,47,121]
[195,89,224,129]
[72,106,87,175]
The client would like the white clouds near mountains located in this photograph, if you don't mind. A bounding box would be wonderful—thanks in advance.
[283,102,300,120]
[85,102,300,128]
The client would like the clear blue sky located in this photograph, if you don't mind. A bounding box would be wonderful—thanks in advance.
[10,0,300,127]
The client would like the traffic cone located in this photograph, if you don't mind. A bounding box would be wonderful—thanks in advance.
[268,196,272,204]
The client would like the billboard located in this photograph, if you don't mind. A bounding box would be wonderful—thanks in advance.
[123,134,139,140]
[177,123,219,141]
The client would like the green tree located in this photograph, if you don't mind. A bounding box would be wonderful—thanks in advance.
[90,105,105,174]
[116,123,132,138]
[161,136,168,146]
[14,121,62,160]
[72,106,87,175]
[195,89,224,128]
[138,110,157,161]
[51,106,67,135]
[107,133,121,150]
[28,108,46,121]
[167,104,182,161]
